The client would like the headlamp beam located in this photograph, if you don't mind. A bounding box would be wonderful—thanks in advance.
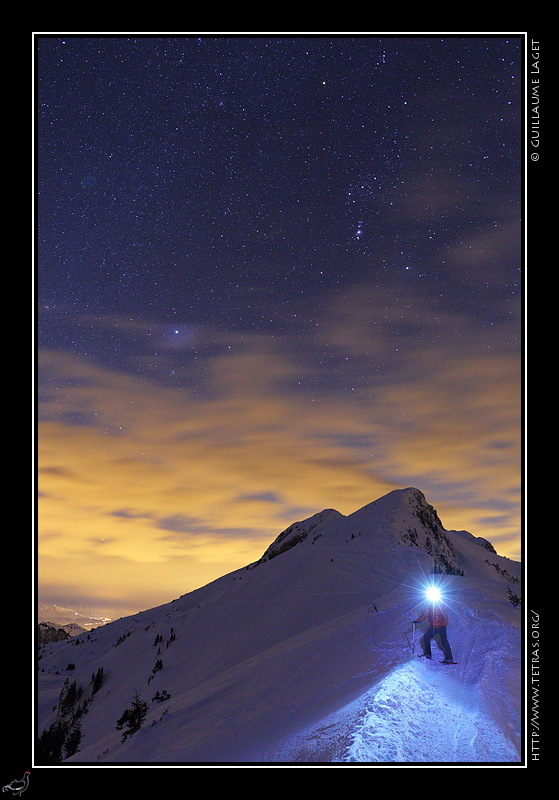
[425,586,441,603]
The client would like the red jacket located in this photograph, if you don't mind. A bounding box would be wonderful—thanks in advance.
[416,605,448,628]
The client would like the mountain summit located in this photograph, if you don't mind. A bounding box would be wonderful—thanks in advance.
[37,488,522,764]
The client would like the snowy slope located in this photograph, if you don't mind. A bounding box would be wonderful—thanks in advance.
[36,488,522,764]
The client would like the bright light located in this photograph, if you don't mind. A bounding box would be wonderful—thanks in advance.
[425,585,442,603]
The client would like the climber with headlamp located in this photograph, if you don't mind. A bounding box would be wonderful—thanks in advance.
[413,585,456,664]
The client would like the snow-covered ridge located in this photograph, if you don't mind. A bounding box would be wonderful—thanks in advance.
[36,487,522,764]
[451,528,498,554]
[259,489,462,575]
[258,508,343,562]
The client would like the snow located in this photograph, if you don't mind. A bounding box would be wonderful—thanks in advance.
[334,660,519,763]
[36,488,523,765]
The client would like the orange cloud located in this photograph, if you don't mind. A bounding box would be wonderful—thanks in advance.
[37,283,522,619]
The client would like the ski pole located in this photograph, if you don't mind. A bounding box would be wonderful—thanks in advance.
[412,621,416,655]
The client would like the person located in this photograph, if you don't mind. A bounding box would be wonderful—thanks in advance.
[413,602,454,663]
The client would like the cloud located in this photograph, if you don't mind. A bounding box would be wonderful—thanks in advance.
[37,278,522,617]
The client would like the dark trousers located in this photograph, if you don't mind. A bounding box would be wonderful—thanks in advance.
[421,626,453,661]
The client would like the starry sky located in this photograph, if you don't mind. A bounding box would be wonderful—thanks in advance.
[36,34,523,623]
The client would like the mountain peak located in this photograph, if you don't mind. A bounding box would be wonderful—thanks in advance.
[336,487,463,575]
[259,507,343,562]
[352,486,432,514]
[257,488,462,575]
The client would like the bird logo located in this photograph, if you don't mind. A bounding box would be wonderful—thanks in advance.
[2,773,30,797]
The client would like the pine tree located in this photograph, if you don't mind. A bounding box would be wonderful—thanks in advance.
[63,723,82,758]
[36,720,68,764]
[116,692,148,741]
[90,666,105,694]
[507,586,521,607]
[59,679,83,714]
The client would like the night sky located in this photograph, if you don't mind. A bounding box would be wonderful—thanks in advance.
[36,35,523,623]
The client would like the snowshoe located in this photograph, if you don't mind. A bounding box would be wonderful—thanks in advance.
[440,660,458,665]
